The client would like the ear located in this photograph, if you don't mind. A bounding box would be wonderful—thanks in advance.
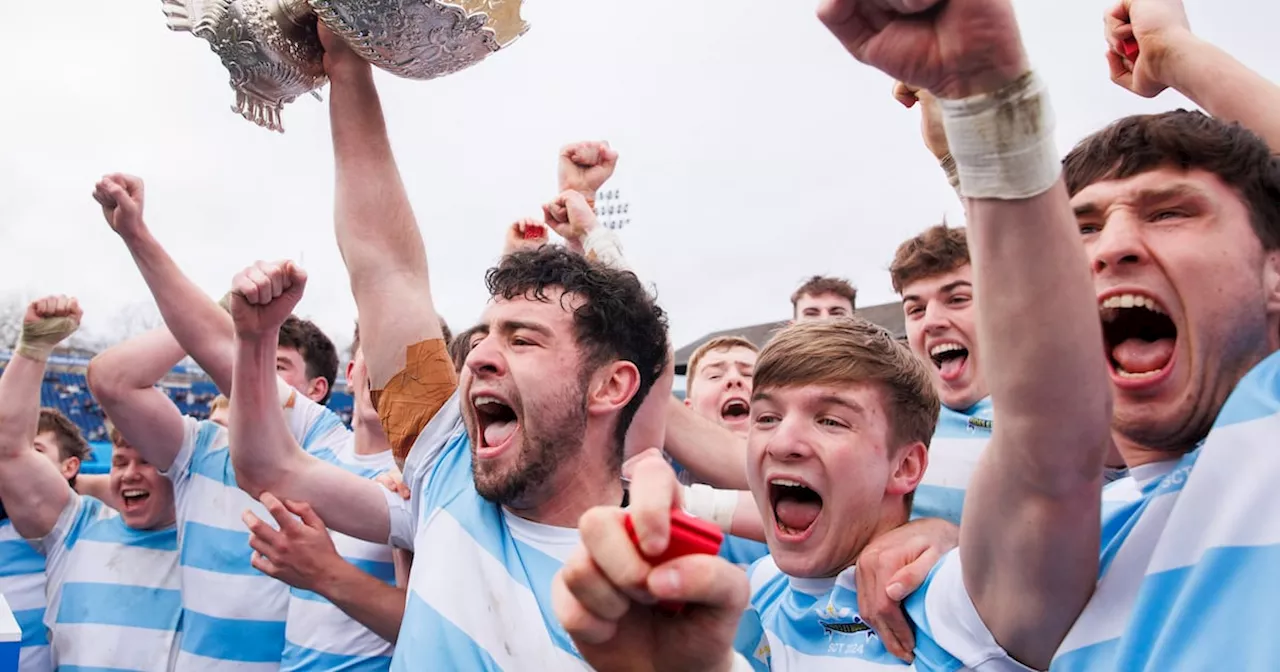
[308,377,330,404]
[885,441,928,498]
[346,361,355,382]
[586,361,641,417]
[61,456,82,482]
[1259,248,1280,335]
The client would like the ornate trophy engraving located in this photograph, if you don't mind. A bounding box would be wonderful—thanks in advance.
[163,0,528,132]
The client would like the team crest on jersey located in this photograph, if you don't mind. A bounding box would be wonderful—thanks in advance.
[818,605,873,637]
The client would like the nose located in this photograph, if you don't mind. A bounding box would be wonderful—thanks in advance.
[764,415,815,462]
[724,368,747,390]
[465,331,507,379]
[920,300,951,335]
[1090,213,1148,276]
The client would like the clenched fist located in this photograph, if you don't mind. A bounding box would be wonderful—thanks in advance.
[818,0,1029,100]
[1104,0,1194,98]
[229,261,308,339]
[93,174,147,239]
[502,218,549,257]
[17,296,82,362]
[558,141,619,200]
[542,190,600,253]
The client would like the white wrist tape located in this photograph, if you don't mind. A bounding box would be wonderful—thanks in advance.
[582,226,630,272]
[16,317,79,363]
[938,72,1062,200]
[682,484,738,533]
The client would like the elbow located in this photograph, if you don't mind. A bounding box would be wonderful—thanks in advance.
[86,355,127,404]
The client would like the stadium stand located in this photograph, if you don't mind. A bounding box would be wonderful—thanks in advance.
[0,352,356,475]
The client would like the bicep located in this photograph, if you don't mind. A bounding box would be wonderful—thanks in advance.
[960,436,1103,668]
[0,449,73,540]
[354,276,442,390]
[95,387,184,472]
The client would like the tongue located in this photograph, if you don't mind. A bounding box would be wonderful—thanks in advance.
[482,419,517,449]
[1112,338,1174,374]
[939,354,966,379]
[775,498,821,531]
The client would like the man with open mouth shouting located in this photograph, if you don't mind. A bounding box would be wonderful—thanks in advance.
[0,297,181,671]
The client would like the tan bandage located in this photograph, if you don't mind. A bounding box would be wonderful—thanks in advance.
[16,317,79,362]
[370,339,458,465]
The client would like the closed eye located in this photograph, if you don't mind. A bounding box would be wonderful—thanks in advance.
[818,417,848,429]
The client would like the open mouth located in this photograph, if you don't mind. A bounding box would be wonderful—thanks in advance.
[769,478,823,538]
[120,488,150,511]
[928,342,969,381]
[720,397,750,422]
[473,395,519,451]
[1099,293,1176,382]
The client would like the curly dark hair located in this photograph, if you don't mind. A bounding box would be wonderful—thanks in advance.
[279,316,339,404]
[1064,110,1280,250]
[485,247,670,459]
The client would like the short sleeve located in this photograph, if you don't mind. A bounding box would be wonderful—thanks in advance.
[402,389,465,523]
[908,550,1038,672]
[384,487,415,551]
[28,493,108,619]
[160,415,207,486]
[283,388,354,460]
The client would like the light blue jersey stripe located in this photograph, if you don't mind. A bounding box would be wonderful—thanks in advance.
[1051,350,1280,670]
[1,518,49,672]
[912,399,993,525]
[167,397,356,671]
[389,392,590,670]
[37,495,180,671]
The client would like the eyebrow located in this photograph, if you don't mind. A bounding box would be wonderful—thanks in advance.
[749,392,867,416]
[1073,184,1208,219]
[493,320,554,339]
[902,280,971,305]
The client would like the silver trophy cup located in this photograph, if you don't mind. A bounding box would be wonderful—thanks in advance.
[162,0,528,131]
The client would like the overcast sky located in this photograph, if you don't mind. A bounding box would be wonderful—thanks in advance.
[2,0,1276,352]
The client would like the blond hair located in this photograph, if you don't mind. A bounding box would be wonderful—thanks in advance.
[754,319,938,448]
[686,336,758,397]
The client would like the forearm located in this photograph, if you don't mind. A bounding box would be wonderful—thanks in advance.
[1164,34,1280,151]
[229,336,311,498]
[663,397,748,490]
[119,228,236,393]
[728,491,765,543]
[967,190,1112,483]
[0,355,44,462]
[231,336,392,542]
[320,560,407,643]
[329,66,440,387]
[74,474,116,508]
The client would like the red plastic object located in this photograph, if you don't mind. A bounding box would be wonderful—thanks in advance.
[1122,37,1139,62]
[624,509,724,613]
[522,225,545,240]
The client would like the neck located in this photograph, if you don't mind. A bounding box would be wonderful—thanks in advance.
[505,427,624,529]
[352,413,389,456]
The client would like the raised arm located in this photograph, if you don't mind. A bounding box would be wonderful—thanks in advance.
[93,174,237,393]
[662,398,749,490]
[321,28,442,389]
[227,260,392,545]
[86,327,188,472]
[821,0,1112,667]
[0,298,83,539]
[1106,0,1280,150]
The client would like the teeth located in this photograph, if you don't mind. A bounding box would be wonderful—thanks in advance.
[929,343,964,357]
[473,396,504,408]
[122,489,147,498]
[770,478,804,488]
[1115,366,1164,380]
[1100,294,1165,314]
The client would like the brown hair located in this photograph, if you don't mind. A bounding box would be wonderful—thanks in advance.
[890,224,970,294]
[38,408,92,464]
[1064,110,1280,250]
[449,324,489,373]
[279,316,338,404]
[754,319,939,450]
[686,336,758,397]
[790,276,857,316]
[208,395,229,414]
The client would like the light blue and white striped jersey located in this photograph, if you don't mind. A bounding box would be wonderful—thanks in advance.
[1048,350,1280,670]
[388,390,589,670]
[164,396,353,672]
[736,555,1021,671]
[912,399,993,524]
[281,428,396,672]
[33,492,180,671]
[0,518,49,672]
